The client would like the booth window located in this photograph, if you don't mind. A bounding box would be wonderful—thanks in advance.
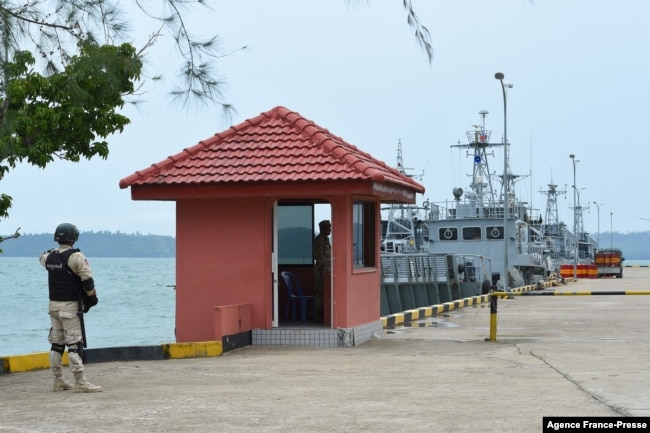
[353,200,376,268]
[278,204,313,265]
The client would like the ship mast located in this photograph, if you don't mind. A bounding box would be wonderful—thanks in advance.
[382,140,427,253]
[539,180,566,237]
[453,110,502,214]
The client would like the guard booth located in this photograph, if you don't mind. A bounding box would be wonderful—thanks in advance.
[119,106,424,348]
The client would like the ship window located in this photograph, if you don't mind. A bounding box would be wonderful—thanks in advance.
[439,227,458,241]
[353,200,377,268]
[487,226,504,240]
[463,226,482,240]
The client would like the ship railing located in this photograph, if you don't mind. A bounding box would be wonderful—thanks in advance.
[431,201,515,221]
[380,253,445,284]
[380,252,490,316]
[430,199,539,223]
[466,129,492,145]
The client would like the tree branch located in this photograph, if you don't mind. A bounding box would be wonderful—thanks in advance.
[0,6,78,33]
[0,227,21,243]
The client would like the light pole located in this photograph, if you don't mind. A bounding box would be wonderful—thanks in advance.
[593,202,602,250]
[576,187,586,244]
[495,72,512,291]
[569,154,577,279]
[610,212,613,249]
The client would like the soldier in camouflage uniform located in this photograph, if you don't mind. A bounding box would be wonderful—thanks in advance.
[40,223,102,393]
[313,220,331,323]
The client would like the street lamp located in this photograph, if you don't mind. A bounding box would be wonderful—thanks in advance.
[593,202,602,250]
[569,154,577,279]
[576,187,586,244]
[610,212,613,249]
[495,72,512,292]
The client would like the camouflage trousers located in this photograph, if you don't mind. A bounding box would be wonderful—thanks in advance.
[48,301,84,375]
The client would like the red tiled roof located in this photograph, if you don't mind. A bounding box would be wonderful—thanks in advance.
[119,106,424,193]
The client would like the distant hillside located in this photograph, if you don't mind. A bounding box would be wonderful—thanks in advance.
[599,231,650,261]
[0,231,175,258]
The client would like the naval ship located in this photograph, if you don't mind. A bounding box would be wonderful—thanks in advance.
[425,111,547,289]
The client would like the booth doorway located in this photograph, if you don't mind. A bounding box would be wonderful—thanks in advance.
[273,202,331,327]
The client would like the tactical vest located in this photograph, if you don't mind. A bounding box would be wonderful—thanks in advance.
[46,249,83,301]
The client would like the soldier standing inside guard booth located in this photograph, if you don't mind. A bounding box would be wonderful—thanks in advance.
[313,220,331,323]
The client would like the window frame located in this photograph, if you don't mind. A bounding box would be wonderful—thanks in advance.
[277,204,314,265]
[462,226,482,241]
[352,199,377,269]
[438,227,458,241]
[486,225,504,240]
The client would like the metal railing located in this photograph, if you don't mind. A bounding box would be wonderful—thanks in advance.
[380,253,491,316]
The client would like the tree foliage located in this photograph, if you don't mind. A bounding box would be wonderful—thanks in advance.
[401,0,433,64]
[349,0,433,64]
[1,43,141,172]
[0,0,229,229]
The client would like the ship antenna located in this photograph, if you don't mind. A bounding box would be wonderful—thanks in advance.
[479,109,488,130]
[396,139,405,175]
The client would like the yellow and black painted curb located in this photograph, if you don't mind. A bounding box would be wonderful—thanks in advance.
[381,295,490,329]
[381,279,559,329]
[1,341,223,375]
[162,341,222,359]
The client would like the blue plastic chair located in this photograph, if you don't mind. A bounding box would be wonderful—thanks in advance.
[281,271,315,322]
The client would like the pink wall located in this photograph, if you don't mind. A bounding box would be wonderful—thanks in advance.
[213,303,252,340]
[330,196,382,328]
[175,197,272,343]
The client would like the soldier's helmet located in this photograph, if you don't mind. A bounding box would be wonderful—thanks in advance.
[54,223,79,243]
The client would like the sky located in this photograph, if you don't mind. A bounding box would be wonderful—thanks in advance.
[2,0,650,238]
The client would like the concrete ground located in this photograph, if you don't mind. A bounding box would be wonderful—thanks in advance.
[1,268,649,433]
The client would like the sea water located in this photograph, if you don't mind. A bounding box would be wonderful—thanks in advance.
[0,257,176,356]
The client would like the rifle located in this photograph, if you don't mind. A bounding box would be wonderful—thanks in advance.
[77,296,87,363]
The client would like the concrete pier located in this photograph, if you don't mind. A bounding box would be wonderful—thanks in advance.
[1,268,649,432]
